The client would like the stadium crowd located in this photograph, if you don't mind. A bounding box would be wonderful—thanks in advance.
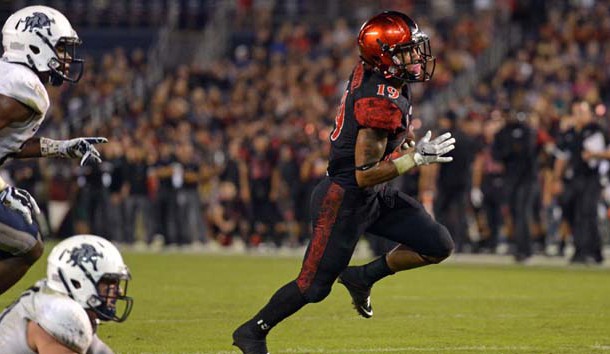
[2,1,609,263]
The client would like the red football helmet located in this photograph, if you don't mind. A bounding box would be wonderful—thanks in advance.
[358,11,435,83]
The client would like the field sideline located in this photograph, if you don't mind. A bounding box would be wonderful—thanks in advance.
[2,249,610,354]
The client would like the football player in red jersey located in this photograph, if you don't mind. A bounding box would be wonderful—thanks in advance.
[233,11,456,353]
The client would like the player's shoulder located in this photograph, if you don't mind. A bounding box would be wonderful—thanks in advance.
[0,59,49,114]
[351,72,403,132]
[351,65,389,96]
[32,287,93,352]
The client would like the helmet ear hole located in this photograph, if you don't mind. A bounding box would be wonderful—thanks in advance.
[71,279,81,289]
[29,45,40,54]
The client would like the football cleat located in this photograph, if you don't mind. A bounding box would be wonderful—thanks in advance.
[338,268,373,318]
[232,324,270,354]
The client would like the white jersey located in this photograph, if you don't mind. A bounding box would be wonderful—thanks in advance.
[0,59,49,164]
[0,280,93,354]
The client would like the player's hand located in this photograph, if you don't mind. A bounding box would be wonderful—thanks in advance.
[62,137,108,165]
[41,137,108,166]
[0,186,41,224]
[412,130,455,165]
[471,187,483,208]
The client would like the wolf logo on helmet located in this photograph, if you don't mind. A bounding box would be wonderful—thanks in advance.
[16,12,55,35]
[66,243,104,271]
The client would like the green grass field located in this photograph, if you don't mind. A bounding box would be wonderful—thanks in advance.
[2,251,610,354]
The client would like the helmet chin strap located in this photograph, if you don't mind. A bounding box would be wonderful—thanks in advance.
[57,267,75,300]
[24,53,62,86]
[49,71,64,86]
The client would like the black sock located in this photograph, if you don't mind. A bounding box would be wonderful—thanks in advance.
[361,256,394,287]
[245,281,307,338]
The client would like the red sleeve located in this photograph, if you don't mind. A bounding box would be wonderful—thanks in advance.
[354,97,402,131]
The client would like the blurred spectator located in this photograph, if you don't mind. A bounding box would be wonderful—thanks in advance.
[433,111,482,253]
[152,142,179,246]
[123,143,151,245]
[173,142,208,245]
[3,1,609,260]
[554,101,605,264]
[492,111,538,262]
[471,114,506,253]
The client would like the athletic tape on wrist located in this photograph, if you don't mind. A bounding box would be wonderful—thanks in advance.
[391,152,417,175]
[40,137,62,157]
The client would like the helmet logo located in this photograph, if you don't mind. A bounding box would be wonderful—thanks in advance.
[67,243,104,271]
[15,12,55,36]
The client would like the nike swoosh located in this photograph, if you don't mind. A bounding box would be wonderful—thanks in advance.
[359,306,373,317]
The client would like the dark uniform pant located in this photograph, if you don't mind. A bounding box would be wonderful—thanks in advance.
[571,176,603,262]
[295,177,453,302]
[0,203,41,260]
[508,179,536,259]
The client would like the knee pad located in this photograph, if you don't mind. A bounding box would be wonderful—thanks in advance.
[302,283,332,303]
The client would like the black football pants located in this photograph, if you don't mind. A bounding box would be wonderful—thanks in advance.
[295,177,453,303]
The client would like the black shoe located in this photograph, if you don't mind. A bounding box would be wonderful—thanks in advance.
[569,254,587,265]
[514,253,531,263]
[232,324,269,354]
[338,267,373,318]
[592,250,604,264]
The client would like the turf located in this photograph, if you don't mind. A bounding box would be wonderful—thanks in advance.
[2,251,610,354]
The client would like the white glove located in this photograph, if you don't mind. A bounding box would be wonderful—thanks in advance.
[471,187,483,208]
[412,130,455,165]
[391,131,456,175]
[41,137,108,166]
[0,186,41,224]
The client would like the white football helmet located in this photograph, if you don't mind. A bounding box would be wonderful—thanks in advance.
[46,235,133,322]
[2,5,83,85]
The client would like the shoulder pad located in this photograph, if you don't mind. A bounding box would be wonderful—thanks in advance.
[0,62,49,114]
[34,293,92,353]
[354,97,402,131]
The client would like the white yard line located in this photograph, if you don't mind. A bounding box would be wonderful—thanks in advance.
[191,346,542,354]
[120,344,610,354]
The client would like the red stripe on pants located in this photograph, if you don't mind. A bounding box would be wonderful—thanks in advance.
[297,182,344,292]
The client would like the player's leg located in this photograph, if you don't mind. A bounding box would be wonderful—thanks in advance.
[233,178,364,353]
[339,188,453,318]
[366,189,452,270]
[0,204,43,294]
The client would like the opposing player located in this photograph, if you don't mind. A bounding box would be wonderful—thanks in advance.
[0,234,133,353]
[0,5,108,295]
[233,11,455,353]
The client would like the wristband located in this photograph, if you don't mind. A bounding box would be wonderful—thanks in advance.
[391,152,417,175]
[40,137,62,157]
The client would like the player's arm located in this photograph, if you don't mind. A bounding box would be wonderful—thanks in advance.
[87,334,114,354]
[582,132,609,160]
[184,166,201,184]
[13,137,43,158]
[155,165,174,178]
[354,128,399,188]
[552,153,567,196]
[355,129,455,188]
[470,150,485,207]
[26,321,79,354]
[238,160,251,203]
[583,149,610,159]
